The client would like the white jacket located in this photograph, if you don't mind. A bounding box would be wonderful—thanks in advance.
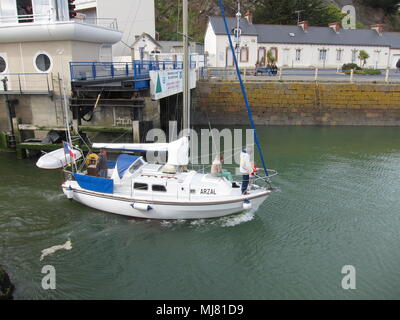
[239,151,252,174]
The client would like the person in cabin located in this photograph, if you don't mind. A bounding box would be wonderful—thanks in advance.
[97,149,109,178]
[211,154,222,175]
[239,145,253,195]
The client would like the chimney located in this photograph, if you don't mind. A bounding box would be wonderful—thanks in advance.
[244,10,253,24]
[329,22,340,33]
[298,21,309,32]
[371,24,384,35]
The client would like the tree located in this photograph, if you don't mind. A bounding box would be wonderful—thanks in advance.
[358,50,369,67]
[360,0,399,14]
[253,0,347,26]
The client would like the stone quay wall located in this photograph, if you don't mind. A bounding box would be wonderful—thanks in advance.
[192,81,400,126]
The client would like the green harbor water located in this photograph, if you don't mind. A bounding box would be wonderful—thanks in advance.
[1,126,400,299]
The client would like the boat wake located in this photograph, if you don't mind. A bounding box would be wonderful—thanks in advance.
[154,210,257,229]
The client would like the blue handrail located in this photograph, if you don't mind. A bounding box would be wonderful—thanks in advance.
[218,0,269,176]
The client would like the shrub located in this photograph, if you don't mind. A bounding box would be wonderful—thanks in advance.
[344,69,382,75]
[342,63,362,71]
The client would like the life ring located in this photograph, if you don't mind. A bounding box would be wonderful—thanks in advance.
[86,153,99,166]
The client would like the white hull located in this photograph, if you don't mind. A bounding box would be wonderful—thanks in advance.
[62,184,270,220]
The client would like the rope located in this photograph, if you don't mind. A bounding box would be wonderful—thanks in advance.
[218,0,270,176]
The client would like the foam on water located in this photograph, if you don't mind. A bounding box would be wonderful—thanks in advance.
[40,240,72,261]
[219,210,256,227]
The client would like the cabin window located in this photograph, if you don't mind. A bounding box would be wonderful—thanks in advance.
[152,185,166,192]
[134,182,148,190]
[34,52,52,72]
[0,56,6,73]
[129,159,144,173]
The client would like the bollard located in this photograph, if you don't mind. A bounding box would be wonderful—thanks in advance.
[279,67,283,81]
[314,67,319,81]
[350,69,354,83]
[385,68,389,83]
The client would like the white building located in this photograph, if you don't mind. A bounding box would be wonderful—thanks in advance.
[205,12,400,69]
[74,0,155,60]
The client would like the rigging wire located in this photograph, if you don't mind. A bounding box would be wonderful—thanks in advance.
[218,0,270,177]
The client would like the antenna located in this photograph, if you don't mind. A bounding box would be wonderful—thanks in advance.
[295,10,304,23]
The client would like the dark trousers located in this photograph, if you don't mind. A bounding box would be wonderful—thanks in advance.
[99,169,107,178]
[241,175,249,193]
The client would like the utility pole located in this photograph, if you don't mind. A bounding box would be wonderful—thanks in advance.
[1,77,16,148]
[234,1,242,63]
[182,0,189,132]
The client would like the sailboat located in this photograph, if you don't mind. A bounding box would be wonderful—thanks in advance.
[38,0,276,219]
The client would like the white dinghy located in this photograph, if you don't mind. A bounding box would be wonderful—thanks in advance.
[36,147,82,170]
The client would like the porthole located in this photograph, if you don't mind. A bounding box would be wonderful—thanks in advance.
[0,56,6,73]
[34,53,52,72]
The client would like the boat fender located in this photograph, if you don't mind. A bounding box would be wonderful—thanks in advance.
[243,199,252,210]
[65,186,74,200]
[130,202,152,211]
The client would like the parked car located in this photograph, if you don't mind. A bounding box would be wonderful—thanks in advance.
[254,64,278,76]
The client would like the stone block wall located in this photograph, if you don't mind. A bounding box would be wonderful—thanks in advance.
[192,81,400,126]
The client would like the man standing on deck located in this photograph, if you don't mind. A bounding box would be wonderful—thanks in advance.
[97,149,109,178]
[240,145,253,195]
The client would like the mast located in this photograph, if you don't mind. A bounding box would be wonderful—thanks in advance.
[182,0,190,132]
[218,0,270,177]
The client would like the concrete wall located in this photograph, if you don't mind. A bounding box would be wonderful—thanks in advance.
[0,40,105,92]
[193,81,400,126]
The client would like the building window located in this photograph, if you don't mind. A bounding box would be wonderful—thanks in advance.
[268,47,278,63]
[226,47,234,67]
[319,49,327,61]
[257,47,266,65]
[351,50,358,63]
[34,52,52,72]
[17,0,34,23]
[0,56,6,73]
[152,185,167,192]
[240,47,249,62]
[336,49,343,61]
[295,49,301,61]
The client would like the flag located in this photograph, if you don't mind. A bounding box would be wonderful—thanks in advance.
[63,141,76,159]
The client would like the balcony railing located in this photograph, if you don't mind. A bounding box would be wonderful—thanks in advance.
[0,13,118,30]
